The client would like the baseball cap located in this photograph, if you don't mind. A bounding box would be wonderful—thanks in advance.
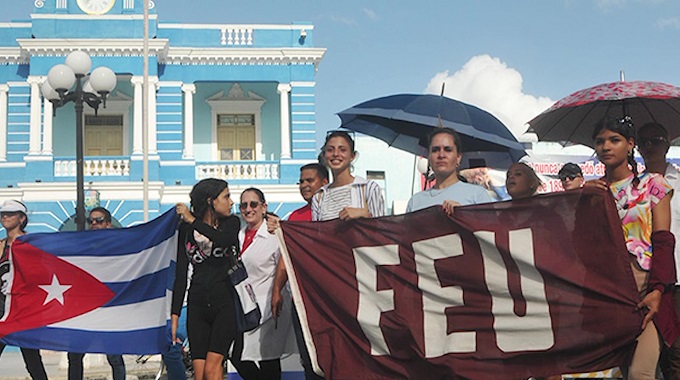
[558,163,582,177]
[0,200,27,214]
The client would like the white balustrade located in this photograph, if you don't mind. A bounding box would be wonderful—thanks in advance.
[54,159,130,177]
[222,28,254,46]
[196,162,279,180]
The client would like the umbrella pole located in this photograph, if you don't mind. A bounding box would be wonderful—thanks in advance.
[411,155,418,196]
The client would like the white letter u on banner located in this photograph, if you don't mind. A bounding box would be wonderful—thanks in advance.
[476,229,555,353]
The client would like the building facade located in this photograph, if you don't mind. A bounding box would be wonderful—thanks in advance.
[0,0,325,231]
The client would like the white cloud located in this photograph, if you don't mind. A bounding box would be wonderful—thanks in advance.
[425,55,554,140]
[363,8,378,20]
[657,17,680,29]
[329,15,357,26]
[595,0,626,10]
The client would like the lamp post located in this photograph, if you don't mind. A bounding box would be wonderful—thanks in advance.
[41,51,117,231]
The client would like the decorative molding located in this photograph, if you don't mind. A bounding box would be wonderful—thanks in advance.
[290,81,316,87]
[0,23,32,28]
[0,48,28,64]
[277,83,292,94]
[206,84,265,102]
[30,14,159,20]
[164,47,326,68]
[158,23,313,31]
[16,39,170,58]
[7,42,325,68]
[181,84,196,94]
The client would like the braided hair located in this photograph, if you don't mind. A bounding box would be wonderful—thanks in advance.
[592,116,639,187]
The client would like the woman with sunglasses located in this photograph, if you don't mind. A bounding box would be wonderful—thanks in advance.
[230,188,295,380]
[173,178,240,380]
[585,117,679,379]
[312,130,384,221]
[0,200,48,380]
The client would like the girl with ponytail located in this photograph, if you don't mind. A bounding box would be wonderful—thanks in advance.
[585,116,679,379]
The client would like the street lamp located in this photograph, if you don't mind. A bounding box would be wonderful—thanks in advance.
[41,51,117,231]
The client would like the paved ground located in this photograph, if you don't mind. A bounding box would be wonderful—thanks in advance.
[0,350,302,379]
[0,351,166,380]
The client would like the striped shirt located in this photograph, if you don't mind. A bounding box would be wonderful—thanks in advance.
[312,176,385,221]
[318,184,352,221]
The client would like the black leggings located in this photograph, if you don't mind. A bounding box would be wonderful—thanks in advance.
[0,344,48,380]
[229,333,281,380]
[186,300,236,359]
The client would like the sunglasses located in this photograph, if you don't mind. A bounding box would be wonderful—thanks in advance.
[325,129,355,140]
[638,136,668,147]
[87,216,107,224]
[559,173,582,181]
[0,212,20,218]
[239,201,262,210]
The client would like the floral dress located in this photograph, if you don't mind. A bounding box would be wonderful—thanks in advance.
[608,172,673,270]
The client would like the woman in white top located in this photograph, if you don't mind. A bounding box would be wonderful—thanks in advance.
[312,130,385,221]
[230,187,296,380]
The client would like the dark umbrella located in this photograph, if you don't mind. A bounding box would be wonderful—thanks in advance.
[528,80,680,147]
[337,94,526,169]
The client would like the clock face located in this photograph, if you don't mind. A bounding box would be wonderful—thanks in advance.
[76,0,116,15]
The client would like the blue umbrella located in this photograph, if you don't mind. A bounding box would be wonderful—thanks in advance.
[337,94,526,169]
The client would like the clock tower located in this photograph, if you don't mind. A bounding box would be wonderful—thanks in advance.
[76,0,117,15]
[30,0,157,38]
[31,0,157,16]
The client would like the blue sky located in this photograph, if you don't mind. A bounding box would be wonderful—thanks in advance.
[5,0,680,142]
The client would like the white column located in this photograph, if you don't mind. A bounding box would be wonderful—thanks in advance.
[42,99,53,155]
[181,83,195,159]
[27,76,42,155]
[131,76,143,155]
[0,85,8,161]
[148,77,158,155]
[277,83,292,159]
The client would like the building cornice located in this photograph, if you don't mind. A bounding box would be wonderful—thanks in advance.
[0,47,26,64]
[17,38,170,58]
[4,41,325,68]
[164,47,326,68]
[0,22,32,28]
[158,23,313,31]
[30,14,159,21]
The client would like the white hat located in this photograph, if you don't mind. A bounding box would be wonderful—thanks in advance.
[0,200,27,214]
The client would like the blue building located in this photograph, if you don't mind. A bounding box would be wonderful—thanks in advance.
[0,0,325,231]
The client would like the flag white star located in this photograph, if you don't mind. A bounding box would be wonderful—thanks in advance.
[39,275,72,306]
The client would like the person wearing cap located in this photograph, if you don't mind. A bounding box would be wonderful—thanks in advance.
[637,122,680,379]
[558,163,584,191]
[67,207,127,380]
[0,200,49,380]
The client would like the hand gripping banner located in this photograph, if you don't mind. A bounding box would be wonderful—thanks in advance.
[277,188,643,379]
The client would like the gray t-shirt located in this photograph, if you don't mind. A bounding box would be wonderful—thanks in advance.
[406,181,493,212]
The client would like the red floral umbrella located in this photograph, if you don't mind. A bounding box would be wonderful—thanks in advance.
[528,81,680,147]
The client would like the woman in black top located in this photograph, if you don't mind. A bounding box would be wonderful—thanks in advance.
[172,179,240,380]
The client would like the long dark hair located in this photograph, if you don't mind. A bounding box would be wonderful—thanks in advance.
[189,178,229,221]
[592,116,639,186]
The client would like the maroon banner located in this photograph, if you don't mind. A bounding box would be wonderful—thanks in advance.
[278,188,643,380]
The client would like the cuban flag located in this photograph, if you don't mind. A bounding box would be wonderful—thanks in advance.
[0,209,179,355]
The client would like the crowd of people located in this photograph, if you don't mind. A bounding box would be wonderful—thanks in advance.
[2,117,680,380]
